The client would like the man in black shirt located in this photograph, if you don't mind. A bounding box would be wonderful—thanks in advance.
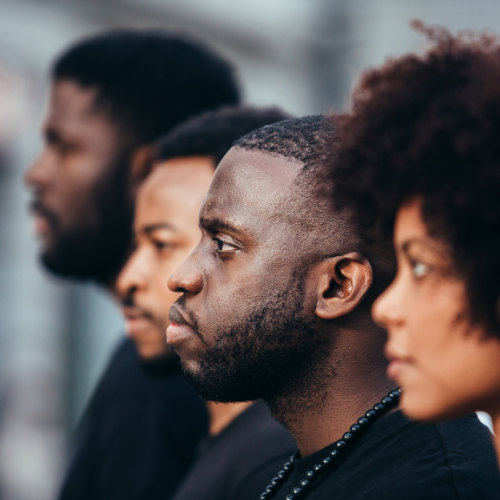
[24,31,240,500]
[167,115,500,499]
[116,107,296,500]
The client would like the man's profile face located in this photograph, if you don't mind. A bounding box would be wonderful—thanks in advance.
[167,148,328,403]
[25,79,134,282]
[116,157,215,360]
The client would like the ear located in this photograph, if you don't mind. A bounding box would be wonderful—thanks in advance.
[315,252,373,320]
[129,143,157,196]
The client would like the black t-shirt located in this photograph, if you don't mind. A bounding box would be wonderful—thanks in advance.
[58,338,208,500]
[271,411,500,500]
[172,400,296,500]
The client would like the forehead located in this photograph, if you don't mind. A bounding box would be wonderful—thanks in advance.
[136,157,215,225]
[395,198,428,243]
[45,79,115,135]
[202,147,302,222]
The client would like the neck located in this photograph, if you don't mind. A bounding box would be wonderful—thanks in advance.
[268,321,395,458]
[206,401,253,436]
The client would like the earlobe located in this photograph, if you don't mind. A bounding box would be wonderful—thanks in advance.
[315,252,373,320]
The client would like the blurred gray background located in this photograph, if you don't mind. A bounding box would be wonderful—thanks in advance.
[0,1,498,499]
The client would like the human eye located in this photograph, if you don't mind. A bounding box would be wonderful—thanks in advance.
[153,239,171,251]
[212,236,238,253]
[55,141,78,157]
[410,259,430,279]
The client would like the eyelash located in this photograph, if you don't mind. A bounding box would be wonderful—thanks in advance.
[212,237,236,253]
[153,240,171,251]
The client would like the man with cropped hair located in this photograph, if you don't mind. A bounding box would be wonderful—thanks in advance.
[167,115,500,500]
[25,30,240,500]
[117,106,295,500]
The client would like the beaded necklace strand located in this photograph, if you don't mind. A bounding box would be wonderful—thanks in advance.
[259,388,402,500]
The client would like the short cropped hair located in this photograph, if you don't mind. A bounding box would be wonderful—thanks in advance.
[157,106,291,166]
[330,23,500,333]
[236,115,395,304]
[53,30,240,144]
[234,115,335,172]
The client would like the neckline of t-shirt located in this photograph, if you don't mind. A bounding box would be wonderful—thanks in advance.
[290,410,407,476]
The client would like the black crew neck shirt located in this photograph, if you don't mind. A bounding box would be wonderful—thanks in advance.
[172,400,296,500]
[58,338,208,500]
[272,411,500,500]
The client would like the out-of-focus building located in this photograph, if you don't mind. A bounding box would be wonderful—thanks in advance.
[0,1,499,499]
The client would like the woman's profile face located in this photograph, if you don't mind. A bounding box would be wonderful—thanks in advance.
[372,198,500,421]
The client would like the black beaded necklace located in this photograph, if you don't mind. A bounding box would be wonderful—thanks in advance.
[259,388,402,500]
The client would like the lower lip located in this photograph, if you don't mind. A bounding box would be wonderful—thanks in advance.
[166,322,194,345]
[33,214,50,237]
[125,317,152,335]
[387,359,409,381]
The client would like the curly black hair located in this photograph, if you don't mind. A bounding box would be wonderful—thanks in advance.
[329,22,500,334]
[157,106,291,166]
[53,30,240,144]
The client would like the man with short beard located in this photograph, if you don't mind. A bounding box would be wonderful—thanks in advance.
[117,106,295,500]
[167,116,500,499]
[25,31,240,500]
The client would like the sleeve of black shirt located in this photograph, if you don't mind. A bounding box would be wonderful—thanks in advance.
[58,337,208,500]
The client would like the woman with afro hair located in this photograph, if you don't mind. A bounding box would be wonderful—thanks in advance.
[330,22,500,459]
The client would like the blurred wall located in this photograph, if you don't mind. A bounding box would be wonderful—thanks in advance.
[1,1,500,499]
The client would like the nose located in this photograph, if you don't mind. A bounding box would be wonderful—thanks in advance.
[167,251,204,296]
[371,279,404,330]
[25,149,53,191]
[116,249,148,298]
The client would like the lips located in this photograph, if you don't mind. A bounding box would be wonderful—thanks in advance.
[121,305,155,335]
[33,213,51,237]
[384,343,411,382]
[166,305,195,346]
[30,198,58,238]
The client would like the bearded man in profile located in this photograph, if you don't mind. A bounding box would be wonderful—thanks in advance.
[25,30,240,500]
[167,116,500,500]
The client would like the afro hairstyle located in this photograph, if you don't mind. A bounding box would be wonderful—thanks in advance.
[330,22,500,334]
[53,30,240,144]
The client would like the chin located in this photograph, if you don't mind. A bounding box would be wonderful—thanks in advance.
[399,390,472,423]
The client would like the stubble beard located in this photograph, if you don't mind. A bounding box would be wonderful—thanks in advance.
[180,268,337,427]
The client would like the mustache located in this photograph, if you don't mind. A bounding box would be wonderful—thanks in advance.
[121,294,155,320]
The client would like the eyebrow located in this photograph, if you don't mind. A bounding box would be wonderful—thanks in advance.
[401,238,440,256]
[199,215,241,234]
[142,222,177,235]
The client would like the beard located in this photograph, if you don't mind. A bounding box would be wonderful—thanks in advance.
[180,267,335,415]
[38,150,134,284]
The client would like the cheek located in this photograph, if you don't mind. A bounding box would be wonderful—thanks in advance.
[399,284,500,419]
[55,158,110,227]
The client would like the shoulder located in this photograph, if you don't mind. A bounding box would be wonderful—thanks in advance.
[431,415,500,499]
[336,411,500,500]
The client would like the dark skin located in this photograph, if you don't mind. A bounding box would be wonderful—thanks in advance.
[25,80,124,261]
[167,147,394,457]
[25,79,151,286]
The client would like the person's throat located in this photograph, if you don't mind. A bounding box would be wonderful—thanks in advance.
[206,401,253,436]
[267,365,396,458]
